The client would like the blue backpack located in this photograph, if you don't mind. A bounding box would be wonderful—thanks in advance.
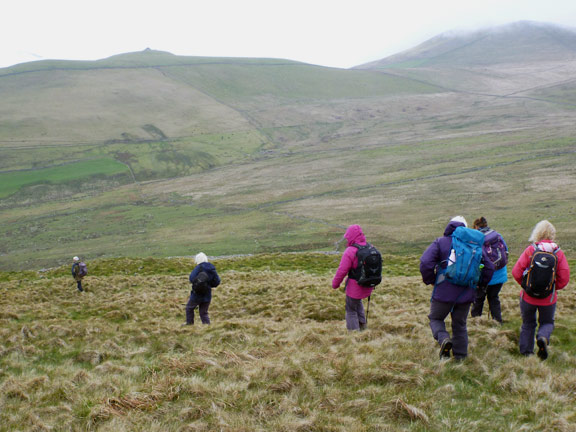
[443,226,485,288]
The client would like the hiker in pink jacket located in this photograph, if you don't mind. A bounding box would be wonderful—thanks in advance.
[332,224,375,331]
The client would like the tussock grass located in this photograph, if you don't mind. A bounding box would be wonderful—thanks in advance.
[1,254,575,431]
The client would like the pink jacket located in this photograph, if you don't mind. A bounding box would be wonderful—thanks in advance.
[512,240,570,306]
[332,225,374,299]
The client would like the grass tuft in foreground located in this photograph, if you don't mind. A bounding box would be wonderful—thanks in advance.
[0,253,575,431]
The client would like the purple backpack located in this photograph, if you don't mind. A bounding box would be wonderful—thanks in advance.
[78,262,88,277]
[484,230,508,270]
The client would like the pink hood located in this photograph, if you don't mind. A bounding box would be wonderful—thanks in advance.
[344,224,366,247]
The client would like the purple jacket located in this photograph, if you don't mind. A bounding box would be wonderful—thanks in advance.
[332,224,374,300]
[420,221,495,304]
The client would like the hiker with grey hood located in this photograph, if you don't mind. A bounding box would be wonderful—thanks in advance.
[420,216,494,360]
[186,252,221,325]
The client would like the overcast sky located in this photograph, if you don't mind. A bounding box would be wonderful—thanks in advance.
[3,0,576,69]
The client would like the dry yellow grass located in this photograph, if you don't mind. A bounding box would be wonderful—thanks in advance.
[1,258,575,431]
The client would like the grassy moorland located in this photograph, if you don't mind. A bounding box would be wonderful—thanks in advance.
[1,45,576,271]
[1,127,575,271]
[1,253,575,431]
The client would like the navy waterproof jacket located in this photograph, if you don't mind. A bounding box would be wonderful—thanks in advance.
[189,262,221,303]
[420,221,495,304]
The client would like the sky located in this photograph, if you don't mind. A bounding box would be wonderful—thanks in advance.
[3,0,576,69]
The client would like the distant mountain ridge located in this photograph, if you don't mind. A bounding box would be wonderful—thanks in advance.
[0,49,303,77]
[356,21,576,69]
[0,48,440,147]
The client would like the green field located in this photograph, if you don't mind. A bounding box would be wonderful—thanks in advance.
[0,159,129,199]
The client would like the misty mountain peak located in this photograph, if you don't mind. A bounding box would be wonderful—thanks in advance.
[356,21,576,69]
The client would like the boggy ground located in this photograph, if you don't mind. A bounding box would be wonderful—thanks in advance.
[1,254,575,431]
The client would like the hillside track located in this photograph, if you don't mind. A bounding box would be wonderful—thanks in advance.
[377,66,576,108]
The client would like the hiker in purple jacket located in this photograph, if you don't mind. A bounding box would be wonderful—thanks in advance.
[332,224,374,331]
[420,216,495,360]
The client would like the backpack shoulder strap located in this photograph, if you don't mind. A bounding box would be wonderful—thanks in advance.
[349,243,366,277]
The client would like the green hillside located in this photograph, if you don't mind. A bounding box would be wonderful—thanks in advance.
[1,254,575,431]
[1,29,576,270]
[526,81,576,106]
[0,50,442,144]
[0,49,443,186]
[0,50,302,76]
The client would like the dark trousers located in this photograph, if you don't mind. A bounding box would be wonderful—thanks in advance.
[519,298,556,355]
[345,295,366,331]
[471,283,503,322]
[186,297,210,325]
[76,279,83,292]
[428,300,472,359]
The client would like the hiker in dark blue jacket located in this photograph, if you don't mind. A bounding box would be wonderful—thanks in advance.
[186,252,221,325]
[420,216,495,360]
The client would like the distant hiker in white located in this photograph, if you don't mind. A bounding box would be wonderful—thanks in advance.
[185,253,221,325]
[71,256,88,292]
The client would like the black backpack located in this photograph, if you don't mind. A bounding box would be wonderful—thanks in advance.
[348,243,382,287]
[521,244,559,299]
[192,271,211,296]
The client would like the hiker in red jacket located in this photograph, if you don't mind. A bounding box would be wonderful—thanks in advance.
[512,220,570,359]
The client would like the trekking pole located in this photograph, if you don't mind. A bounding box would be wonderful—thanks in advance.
[365,295,371,325]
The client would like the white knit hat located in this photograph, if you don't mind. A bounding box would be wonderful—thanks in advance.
[450,215,468,227]
[73,256,80,262]
[195,252,208,264]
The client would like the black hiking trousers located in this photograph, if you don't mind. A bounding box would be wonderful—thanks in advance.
[471,283,503,322]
